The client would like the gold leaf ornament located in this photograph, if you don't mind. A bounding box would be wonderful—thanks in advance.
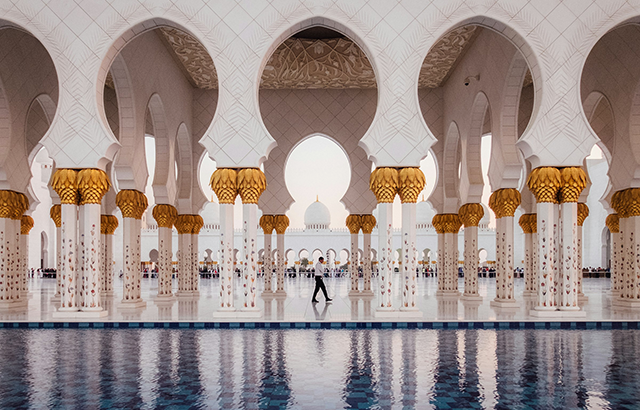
[527,167,561,203]
[50,169,79,205]
[210,168,238,204]
[360,214,377,234]
[559,167,587,203]
[152,204,178,228]
[77,169,110,205]
[369,167,398,203]
[345,214,362,234]
[458,203,484,227]
[398,167,426,203]
[237,168,267,204]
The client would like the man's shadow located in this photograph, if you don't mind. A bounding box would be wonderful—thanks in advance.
[312,301,330,320]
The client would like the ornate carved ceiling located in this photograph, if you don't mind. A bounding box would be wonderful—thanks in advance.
[105,25,529,90]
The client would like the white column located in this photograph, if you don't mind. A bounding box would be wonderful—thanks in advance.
[437,232,444,292]
[626,216,640,302]
[219,203,235,310]
[534,202,557,311]
[493,215,516,305]
[612,231,621,298]
[103,231,114,296]
[59,203,78,311]
[523,231,535,296]
[577,225,585,298]
[242,203,259,311]
[191,233,200,296]
[401,202,418,310]
[443,232,458,294]
[462,225,480,299]
[177,231,191,296]
[275,232,286,296]
[377,203,393,311]
[121,216,145,307]
[263,233,272,293]
[157,226,173,298]
[0,217,11,305]
[79,202,103,312]
[558,202,579,310]
[362,232,373,295]
[19,231,28,296]
[55,225,62,297]
[349,231,360,296]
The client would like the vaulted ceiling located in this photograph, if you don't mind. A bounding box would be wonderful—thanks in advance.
[106,25,531,90]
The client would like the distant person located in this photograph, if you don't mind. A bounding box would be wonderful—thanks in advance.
[312,257,331,303]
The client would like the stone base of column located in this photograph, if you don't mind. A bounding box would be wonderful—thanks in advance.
[154,294,175,302]
[461,293,483,302]
[0,299,28,310]
[613,298,640,309]
[176,291,194,298]
[436,290,460,297]
[578,292,589,303]
[348,290,360,297]
[360,290,374,298]
[522,290,537,298]
[52,309,108,318]
[20,291,32,299]
[118,300,147,309]
[101,291,116,298]
[490,299,519,309]
[274,289,287,298]
[399,306,423,317]
[261,290,275,297]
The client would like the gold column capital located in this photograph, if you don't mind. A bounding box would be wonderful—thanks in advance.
[210,168,238,204]
[192,215,204,234]
[489,188,521,218]
[20,215,34,234]
[237,168,266,204]
[101,215,119,235]
[527,167,561,203]
[175,214,195,235]
[346,214,362,234]
[50,204,61,228]
[50,169,79,204]
[115,190,147,219]
[611,190,627,218]
[518,213,537,234]
[398,167,425,203]
[77,168,110,205]
[152,204,178,228]
[432,214,462,234]
[625,188,640,217]
[577,203,589,226]
[606,213,620,233]
[559,167,587,203]
[361,214,377,234]
[369,167,398,203]
[458,203,484,227]
[12,192,29,220]
[274,214,289,235]
[259,215,275,234]
[0,191,15,219]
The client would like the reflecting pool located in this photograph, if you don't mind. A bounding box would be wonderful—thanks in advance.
[0,329,638,409]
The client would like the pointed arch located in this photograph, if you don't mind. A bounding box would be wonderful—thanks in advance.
[460,92,489,204]
[146,93,176,205]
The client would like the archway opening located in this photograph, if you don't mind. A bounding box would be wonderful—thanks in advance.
[284,135,350,229]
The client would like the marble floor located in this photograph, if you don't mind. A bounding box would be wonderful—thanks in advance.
[1,275,637,322]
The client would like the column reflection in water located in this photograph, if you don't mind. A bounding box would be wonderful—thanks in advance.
[26,329,57,407]
[477,329,498,409]
[400,330,417,408]
[495,330,524,407]
[462,330,480,403]
[241,330,258,408]
[343,330,376,408]
[139,329,160,408]
[259,330,292,408]
[606,330,640,406]
[431,329,460,407]
[218,329,237,408]
[377,330,394,407]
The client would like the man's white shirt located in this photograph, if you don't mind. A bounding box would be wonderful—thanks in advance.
[315,262,324,276]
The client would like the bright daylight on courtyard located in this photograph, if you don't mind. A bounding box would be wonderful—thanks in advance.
[0,0,639,408]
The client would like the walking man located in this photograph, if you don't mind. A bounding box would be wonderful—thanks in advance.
[312,257,332,303]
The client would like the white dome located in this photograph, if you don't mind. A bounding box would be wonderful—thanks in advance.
[201,202,220,225]
[416,200,436,225]
[304,199,331,229]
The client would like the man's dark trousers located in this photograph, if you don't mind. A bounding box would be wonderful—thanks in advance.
[312,276,329,300]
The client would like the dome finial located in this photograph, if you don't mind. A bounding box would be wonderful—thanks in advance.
[316,195,319,202]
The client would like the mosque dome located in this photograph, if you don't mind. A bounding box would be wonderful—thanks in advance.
[304,197,331,230]
[416,199,436,228]
[201,202,220,226]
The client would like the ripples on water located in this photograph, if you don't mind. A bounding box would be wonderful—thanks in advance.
[0,329,637,409]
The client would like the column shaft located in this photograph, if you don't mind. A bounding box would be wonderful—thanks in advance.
[362,233,373,294]
[60,204,78,310]
[495,216,515,302]
[0,218,10,302]
[535,202,557,310]
[276,233,285,294]
[524,233,534,295]
[559,202,579,310]
[377,203,393,309]
[191,233,199,295]
[242,203,258,310]
[401,202,417,309]
[79,203,102,311]
[122,217,142,303]
[56,226,62,297]
[627,216,640,299]
[263,233,272,292]
[612,232,621,297]
[19,233,28,295]
[158,226,173,297]
[577,225,584,297]
[177,232,191,295]
[103,233,114,295]
[349,232,359,294]
[444,232,458,293]
[437,232,444,292]
[463,226,479,297]
[219,203,234,309]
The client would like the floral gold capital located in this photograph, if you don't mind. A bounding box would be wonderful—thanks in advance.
[259,215,275,234]
[346,214,362,234]
[577,203,589,226]
[458,203,484,227]
[50,204,61,228]
[152,204,178,228]
[398,167,425,203]
[210,168,238,204]
[559,167,587,203]
[527,167,561,203]
[274,215,289,235]
[77,168,110,205]
[361,214,376,234]
[606,213,619,233]
[237,168,266,204]
[20,215,34,234]
[51,169,79,205]
[369,167,398,203]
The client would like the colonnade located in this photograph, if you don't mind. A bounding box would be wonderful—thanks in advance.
[369,167,425,316]
[259,214,289,297]
[344,214,376,297]
[610,188,640,308]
